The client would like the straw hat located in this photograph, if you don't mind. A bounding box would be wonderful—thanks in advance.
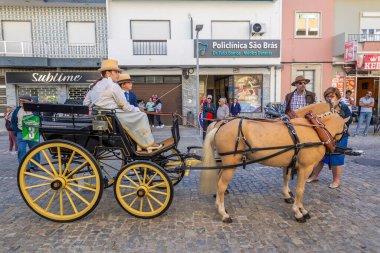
[291,75,310,86]
[117,73,134,84]
[98,59,122,73]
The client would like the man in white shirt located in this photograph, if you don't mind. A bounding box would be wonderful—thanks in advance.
[354,90,375,136]
[341,90,355,111]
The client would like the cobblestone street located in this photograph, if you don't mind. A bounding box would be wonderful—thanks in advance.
[0,125,379,252]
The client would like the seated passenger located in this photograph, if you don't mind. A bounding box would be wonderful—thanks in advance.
[83,59,162,152]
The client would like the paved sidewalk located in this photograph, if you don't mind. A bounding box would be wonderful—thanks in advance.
[0,125,379,252]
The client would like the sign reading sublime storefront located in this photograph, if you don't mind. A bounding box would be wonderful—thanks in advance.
[194,40,280,58]
[5,72,100,84]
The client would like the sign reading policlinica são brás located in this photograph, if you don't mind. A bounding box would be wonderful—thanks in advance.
[194,40,280,58]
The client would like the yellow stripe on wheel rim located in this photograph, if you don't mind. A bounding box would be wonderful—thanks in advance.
[18,142,102,222]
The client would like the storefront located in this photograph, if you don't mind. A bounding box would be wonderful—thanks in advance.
[5,71,100,106]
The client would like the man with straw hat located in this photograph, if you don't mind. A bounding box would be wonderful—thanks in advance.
[118,73,139,108]
[84,59,162,151]
[283,75,316,118]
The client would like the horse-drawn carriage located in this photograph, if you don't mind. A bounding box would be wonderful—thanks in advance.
[18,103,201,222]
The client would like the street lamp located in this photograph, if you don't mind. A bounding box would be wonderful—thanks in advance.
[195,24,203,127]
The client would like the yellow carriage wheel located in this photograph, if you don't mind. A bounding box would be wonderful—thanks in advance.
[114,161,173,219]
[17,140,103,222]
[153,149,184,187]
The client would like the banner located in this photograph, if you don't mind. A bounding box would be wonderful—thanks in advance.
[336,76,345,97]
[344,41,356,62]
[357,54,380,70]
[345,77,356,101]
[22,115,40,141]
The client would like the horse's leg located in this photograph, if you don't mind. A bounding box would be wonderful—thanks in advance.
[216,168,236,223]
[283,167,294,204]
[292,165,314,223]
[215,169,223,207]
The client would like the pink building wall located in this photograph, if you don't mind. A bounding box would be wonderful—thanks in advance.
[281,0,334,101]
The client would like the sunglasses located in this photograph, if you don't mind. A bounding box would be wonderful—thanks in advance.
[298,82,306,85]
[207,98,211,100]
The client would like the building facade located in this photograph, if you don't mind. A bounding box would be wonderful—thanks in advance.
[333,0,380,116]
[108,0,282,120]
[0,0,107,114]
[281,0,334,102]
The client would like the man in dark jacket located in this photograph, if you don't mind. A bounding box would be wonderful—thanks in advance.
[230,98,241,116]
[11,95,40,171]
[283,75,317,118]
[118,73,139,108]
[202,94,216,139]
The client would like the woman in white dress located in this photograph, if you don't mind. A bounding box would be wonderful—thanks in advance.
[84,59,161,151]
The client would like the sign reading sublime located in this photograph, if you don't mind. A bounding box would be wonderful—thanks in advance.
[5,72,100,84]
[194,40,281,58]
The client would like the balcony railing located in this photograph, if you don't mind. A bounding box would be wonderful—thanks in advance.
[133,40,167,55]
[0,41,107,58]
[348,34,380,42]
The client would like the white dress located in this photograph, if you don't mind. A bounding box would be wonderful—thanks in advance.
[84,78,154,148]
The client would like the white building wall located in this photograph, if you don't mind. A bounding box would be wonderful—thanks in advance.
[108,0,281,67]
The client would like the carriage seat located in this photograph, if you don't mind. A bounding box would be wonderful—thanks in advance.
[136,137,175,155]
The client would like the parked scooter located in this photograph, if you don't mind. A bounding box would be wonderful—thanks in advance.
[264,103,284,119]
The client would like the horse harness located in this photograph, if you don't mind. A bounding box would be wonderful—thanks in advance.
[212,111,337,179]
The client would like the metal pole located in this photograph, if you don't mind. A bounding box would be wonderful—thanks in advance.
[196,31,200,127]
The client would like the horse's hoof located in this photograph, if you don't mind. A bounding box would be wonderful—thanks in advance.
[295,216,307,223]
[289,191,294,198]
[213,194,216,198]
[225,189,230,195]
[223,217,233,223]
[284,197,294,204]
[303,213,311,219]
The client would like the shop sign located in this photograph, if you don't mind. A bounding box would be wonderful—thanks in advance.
[194,40,280,58]
[344,41,356,62]
[357,54,380,70]
[5,72,100,84]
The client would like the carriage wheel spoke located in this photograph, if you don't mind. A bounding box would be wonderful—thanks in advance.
[67,175,96,182]
[149,189,168,196]
[25,182,51,190]
[33,188,52,203]
[146,196,154,211]
[119,184,137,189]
[30,159,55,178]
[133,168,142,185]
[62,151,76,176]
[45,191,57,212]
[147,193,163,206]
[25,172,53,181]
[67,183,96,192]
[42,150,58,176]
[146,172,157,185]
[66,186,90,206]
[100,167,114,178]
[121,191,137,199]
[143,168,147,184]
[129,196,139,207]
[139,198,144,212]
[57,147,62,175]
[64,189,78,214]
[66,161,88,178]
[148,182,166,190]
[59,190,64,216]
[123,175,139,187]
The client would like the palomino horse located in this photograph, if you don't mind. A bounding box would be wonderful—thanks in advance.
[201,103,349,223]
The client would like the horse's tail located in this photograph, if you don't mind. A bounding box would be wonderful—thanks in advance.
[199,127,218,194]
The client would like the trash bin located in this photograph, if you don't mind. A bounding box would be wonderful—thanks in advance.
[186,111,195,127]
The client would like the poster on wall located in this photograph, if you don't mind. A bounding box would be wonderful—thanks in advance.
[345,77,356,101]
[336,76,345,97]
[234,75,263,113]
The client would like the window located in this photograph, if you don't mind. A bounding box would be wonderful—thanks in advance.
[67,22,96,45]
[296,70,315,91]
[132,76,181,84]
[212,21,250,39]
[295,13,321,37]
[131,20,170,40]
[2,21,32,55]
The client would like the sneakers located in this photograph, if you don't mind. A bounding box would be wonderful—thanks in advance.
[151,125,155,128]
[11,151,17,155]
[159,124,165,128]
[2,150,11,154]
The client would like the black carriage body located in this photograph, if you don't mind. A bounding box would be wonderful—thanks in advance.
[23,103,181,161]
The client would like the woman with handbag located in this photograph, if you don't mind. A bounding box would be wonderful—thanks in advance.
[4,106,17,154]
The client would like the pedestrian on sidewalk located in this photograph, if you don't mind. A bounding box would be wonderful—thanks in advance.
[202,94,216,139]
[4,105,17,154]
[230,98,241,116]
[354,90,374,137]
[146,97,156,127]
[217,97,229,120]
[154,97,164,128]
[307,87,352,189]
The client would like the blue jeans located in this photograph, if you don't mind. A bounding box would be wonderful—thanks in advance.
[16,132,40,169]
[355,112,372,135]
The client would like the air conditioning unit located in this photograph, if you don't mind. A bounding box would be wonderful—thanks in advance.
[251,23,266,36]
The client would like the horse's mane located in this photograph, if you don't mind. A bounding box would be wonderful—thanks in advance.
[294,103,331,118]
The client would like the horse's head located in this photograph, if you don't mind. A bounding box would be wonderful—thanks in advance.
[319,112,349,142]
